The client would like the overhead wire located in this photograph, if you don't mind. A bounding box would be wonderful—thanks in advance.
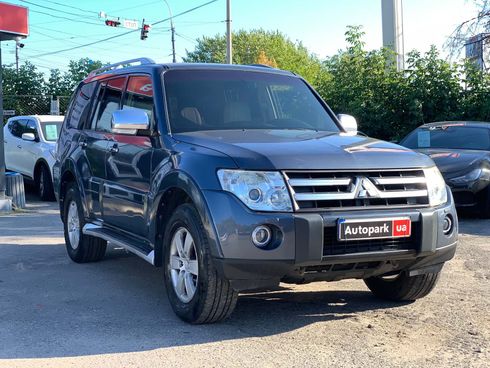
[27,0,219,60]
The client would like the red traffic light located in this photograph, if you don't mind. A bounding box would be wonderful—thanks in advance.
[105,19,121,27]
[140,23,150,40]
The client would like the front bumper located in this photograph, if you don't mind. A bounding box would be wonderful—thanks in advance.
[447,178,490,207]
[203,188,458,291]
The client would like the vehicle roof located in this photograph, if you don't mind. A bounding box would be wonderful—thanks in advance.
[9,115,65,122]
[420,121,490,128]
[83,62,297,82]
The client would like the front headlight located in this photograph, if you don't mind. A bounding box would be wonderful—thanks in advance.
[450,167,490,184]
[424,166,448,207]
[217,170,293,212]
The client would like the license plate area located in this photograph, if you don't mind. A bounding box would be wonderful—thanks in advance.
[337,217,411,241]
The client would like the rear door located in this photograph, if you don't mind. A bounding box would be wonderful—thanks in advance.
[82,76,127,221]
[102,74,154,236]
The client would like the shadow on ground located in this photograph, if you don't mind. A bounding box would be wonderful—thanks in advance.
[0,242,406,359]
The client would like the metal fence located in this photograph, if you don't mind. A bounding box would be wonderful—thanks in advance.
[2,95,71,124]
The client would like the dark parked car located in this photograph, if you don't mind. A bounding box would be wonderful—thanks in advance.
[401,121,490,216]
[54,59,458,324]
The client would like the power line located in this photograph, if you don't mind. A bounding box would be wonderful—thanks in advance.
[28,0,219,60]
[19,0,98,19]
[32,0,99,16]
[28,9,105,27]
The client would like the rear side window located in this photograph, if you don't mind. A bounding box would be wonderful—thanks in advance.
[91,77,126,132]
[9,119,27,138]
[67,81,97,129]
[122,75,154,126]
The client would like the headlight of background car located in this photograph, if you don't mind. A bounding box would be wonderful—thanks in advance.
[217,170,293,212]
[424,166,448,207]
[450,167,490,184]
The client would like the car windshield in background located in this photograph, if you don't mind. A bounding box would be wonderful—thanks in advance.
[403,125,490,151]
[163,69,340,133]
[40,121,62,141]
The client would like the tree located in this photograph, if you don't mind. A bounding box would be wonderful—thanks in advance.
[184,29,324,85]
[62,57,105,91]
[47,68,71,97]
[447,0,490,60]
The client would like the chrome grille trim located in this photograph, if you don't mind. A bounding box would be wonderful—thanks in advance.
[288,178,352,187]
[284,169,430,211]
[371,177,426,185]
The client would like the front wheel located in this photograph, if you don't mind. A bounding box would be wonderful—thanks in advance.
[163,204,238,324]
[364,271,441,301]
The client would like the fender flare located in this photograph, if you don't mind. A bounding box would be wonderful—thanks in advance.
[58,158,89,219]
[148,170,223,266]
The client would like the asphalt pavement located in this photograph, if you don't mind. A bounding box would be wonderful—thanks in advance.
[0,196,489,368]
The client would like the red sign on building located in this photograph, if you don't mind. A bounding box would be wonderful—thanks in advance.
[0,2,29,41]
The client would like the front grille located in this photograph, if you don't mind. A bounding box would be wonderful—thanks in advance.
[322,222,419,256]
[284,169,429,211]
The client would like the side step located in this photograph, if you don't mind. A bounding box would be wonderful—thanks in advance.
[83,223,155,265]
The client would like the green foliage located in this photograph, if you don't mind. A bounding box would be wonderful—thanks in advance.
[184,29,323,86]
[317,26,490,140]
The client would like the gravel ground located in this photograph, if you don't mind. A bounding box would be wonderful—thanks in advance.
[0,197,488,368]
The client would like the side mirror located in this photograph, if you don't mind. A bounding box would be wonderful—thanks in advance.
[21,132,36,141]
[337,114,358,136]
[112,109,150,135]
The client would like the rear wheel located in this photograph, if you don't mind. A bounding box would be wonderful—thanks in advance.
[163,204,238,324]
[63,183,106,263]
[37,164,55,201]
[364,271,441,301]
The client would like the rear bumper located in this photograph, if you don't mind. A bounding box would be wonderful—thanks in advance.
[204,188,458,291]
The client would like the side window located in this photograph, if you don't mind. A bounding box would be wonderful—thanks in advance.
[67,81,98,129]
[122,75,154,126]
[10,119,27,138]
[25,120,39,139]
[91,77,126,132]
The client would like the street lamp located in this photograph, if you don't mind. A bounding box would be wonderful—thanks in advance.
[162,0,176,63]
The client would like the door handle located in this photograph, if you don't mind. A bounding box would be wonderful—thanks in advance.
[79,141,88,149]
[17,145,22,149]
[109,143,119,155]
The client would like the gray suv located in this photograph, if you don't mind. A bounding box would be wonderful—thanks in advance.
[54,58,458,324]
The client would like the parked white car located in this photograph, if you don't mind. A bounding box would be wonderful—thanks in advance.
[3,115,64,200]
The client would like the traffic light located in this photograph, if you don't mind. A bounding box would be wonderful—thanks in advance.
[140,23,150,40]
[105,19,121,27]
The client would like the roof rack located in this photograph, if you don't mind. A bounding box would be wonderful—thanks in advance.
[248,63,274,69]
[87,57,155,78]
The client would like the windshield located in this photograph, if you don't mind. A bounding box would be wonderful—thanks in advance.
[40,121,62,141]
[402,125,490,151]
[164,70,340,133]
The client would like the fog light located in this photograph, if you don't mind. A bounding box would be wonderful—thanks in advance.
[252,225,272,248]
[443,215,453,235]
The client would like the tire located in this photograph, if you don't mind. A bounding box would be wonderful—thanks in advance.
[364,271,441,301]
[37,164,55,201]
[63,183,106,263]
[163,204,238,324]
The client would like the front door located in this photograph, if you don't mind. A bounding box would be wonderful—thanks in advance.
[102,75,155,237]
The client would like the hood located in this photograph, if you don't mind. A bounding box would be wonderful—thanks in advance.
[415,148,488,175]
[173,130,434,170]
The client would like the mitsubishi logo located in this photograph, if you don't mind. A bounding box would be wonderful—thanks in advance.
[354,177,380,199]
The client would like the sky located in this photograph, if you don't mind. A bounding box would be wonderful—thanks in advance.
[0,0,480,74]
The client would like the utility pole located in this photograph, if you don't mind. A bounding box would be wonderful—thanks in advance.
[226,0,232,64]
[381,0,405,71]
[162,0,176,63]
[0,41,6,203]
[15,41,19,73]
